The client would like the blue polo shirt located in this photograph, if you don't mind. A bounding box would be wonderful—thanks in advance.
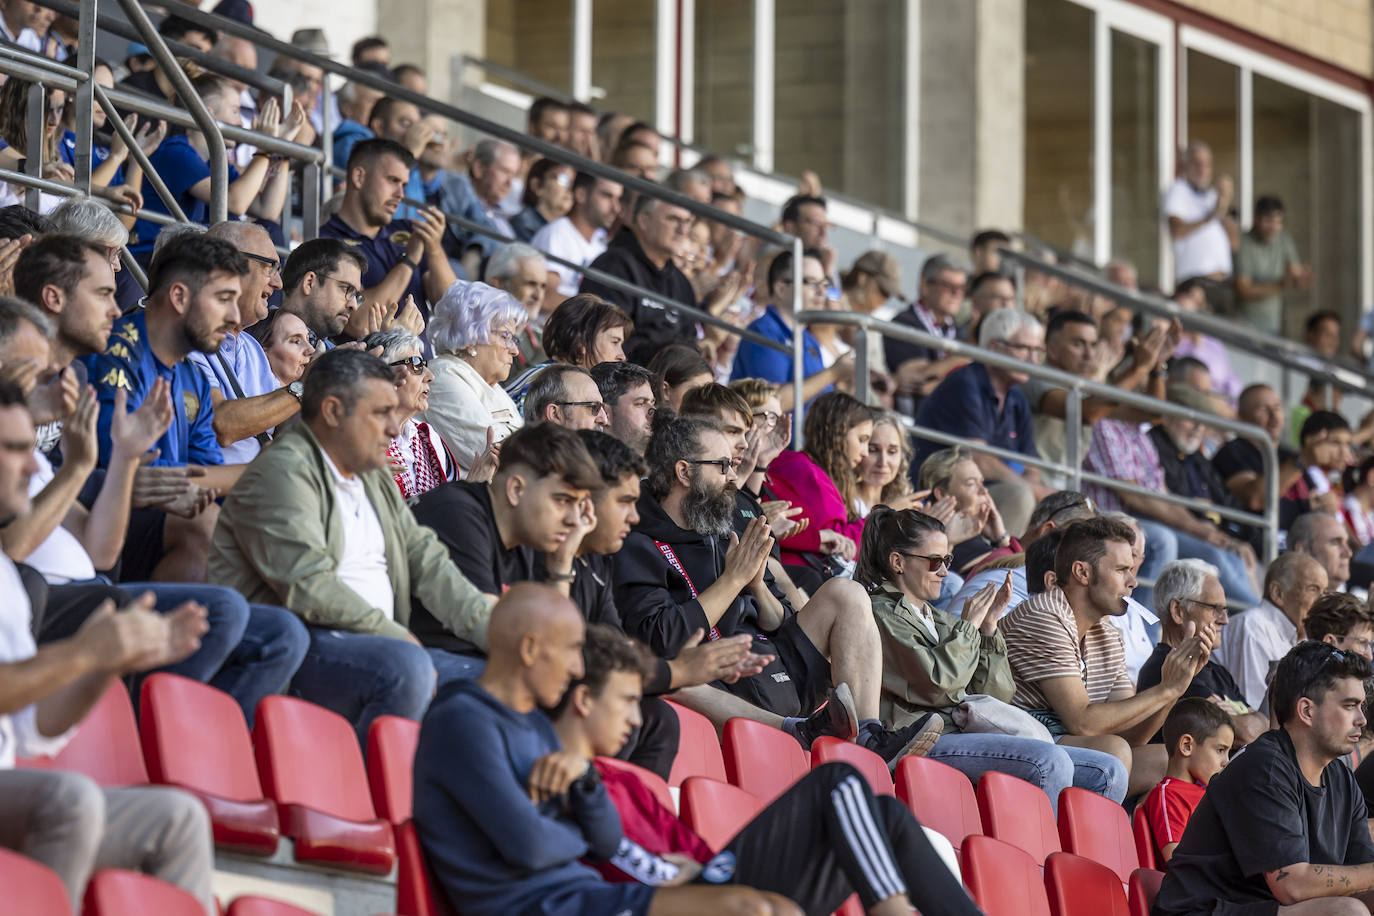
[319,213,429,316]
[132,133,241,252]
[911,362,1037,475]
[82,310,224,469]
[731,305,829,391]
[59,130,123,185]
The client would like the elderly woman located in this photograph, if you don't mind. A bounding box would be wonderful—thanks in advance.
[422,281,527,476]
[364,326,455,500]
[49,195,145,310]
[247,309,315,387]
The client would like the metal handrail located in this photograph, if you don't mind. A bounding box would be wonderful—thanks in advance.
[790,309,1281,561]
[93,83,187,222]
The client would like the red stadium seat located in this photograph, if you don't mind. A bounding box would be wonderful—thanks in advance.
[722,717,809,803]
[83,869,204,916]
[367,716,421,824]
[1128,868,1164,916]
[253,696,395,873]
[894,755,982,845]
[664,700,726,788]
[960,835,1051,916]
[1045,852,1130,916]
[20,681,147,786]
[226,898,322,916]
[396,820,459,916]
[678,776,763,852]
[976,770,1059,862]
[139,674,279,855]
[832,896,864,916]
[0,846,73,915]
[1057,786,1139,883]
[595,757,676,812]
[1131,805,1159,870]
[810,737,893,796]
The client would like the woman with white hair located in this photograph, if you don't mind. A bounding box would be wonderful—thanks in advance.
[421,281,527,476]
[363,326,454,499]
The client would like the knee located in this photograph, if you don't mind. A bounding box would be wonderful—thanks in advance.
[251,606,310,663]
[385,643,438,714]
[812,761,865,794]
[816,576,869,609]
[184,586,251,640]
[1095,734,1133,770]
[38,771,105,837]
[147,787,212,846]
[711,887,801,916]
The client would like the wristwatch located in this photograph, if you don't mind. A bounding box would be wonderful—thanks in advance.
[287,381,304,400]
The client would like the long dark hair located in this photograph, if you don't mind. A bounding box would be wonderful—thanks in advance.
[855,506,945,590]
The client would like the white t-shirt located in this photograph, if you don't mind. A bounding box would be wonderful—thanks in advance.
[0,553,73,767]
[1163,178,1232,280]
[0,20,41,52]
[321,451,394,618]
[532,216,608,298]
[24,450,97,585]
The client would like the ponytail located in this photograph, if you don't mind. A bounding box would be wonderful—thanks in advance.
[854,507,945,590]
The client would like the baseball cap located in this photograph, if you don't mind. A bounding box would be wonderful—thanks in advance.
[850,250,901,300]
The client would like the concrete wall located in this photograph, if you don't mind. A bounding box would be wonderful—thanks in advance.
[252,2,378,75]
[1173,0,1374,77]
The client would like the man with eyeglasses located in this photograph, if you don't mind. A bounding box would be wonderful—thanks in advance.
[276,238,369,350]
[591,361,656,455]
[885,254,970,411]
[523,364,610,432]
[1137,559,1268,748]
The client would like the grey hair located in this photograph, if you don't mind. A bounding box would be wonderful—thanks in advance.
[206,219,273,249]
[1264,551,1322,599]
[152,222,207,262]
[666,168,710,195]
[362,327,422,363]
[48,197,128,247]
[0,295,53,345]
[300,348,395,420]
[1027,490,1096,532]
[920,253,970,282]
[485,242,546,283]
[979,308,1043,348]
[1288,512,1335,554]
[523,364,590,424]
[472,138,519,167]
[1154,558,1220,624]
[429,281,528,354]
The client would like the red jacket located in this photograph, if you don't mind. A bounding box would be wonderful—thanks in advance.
[590,761,715,884]
[768,449,864,567]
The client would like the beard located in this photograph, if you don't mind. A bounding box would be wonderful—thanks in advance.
[183,310,229,354]
[682,472,737,537]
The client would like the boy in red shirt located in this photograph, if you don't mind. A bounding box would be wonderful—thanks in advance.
[1143,697,1236,863]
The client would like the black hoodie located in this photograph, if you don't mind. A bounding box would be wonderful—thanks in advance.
[577,227,697,365]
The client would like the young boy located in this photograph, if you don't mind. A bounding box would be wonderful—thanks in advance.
[1142,697,1235,863]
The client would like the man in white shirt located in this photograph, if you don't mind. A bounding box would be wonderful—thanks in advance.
[0,0,45,52]
[533,171,623,306]
[0,378,216,913]
[1219,552,1328,711]
[1163,140,1236,283]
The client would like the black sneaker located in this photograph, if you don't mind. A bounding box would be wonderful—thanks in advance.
[862,713,944,772]
[790,683,859,750]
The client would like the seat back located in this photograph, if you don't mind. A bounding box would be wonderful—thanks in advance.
[367,716,421,824]
[894,755,982,845]
[1128,868,1165,916]
[226,898,323,916]
[22,682,147,787]
[976,770,1060,862]
[810,736,893,796]
[664,700,726,788]
[1131,805,1159,871]
[678,777,763,852]
[253,695,378,822]
[140,674,264,801]
[396,820,459,916]
[0,847,73,916]
[1045,852,1130,916]
[722,717,809,803]
[1057,786,1139,883]
[960,835,1051,916]
[83,869,204,916]
[595,757,676,812]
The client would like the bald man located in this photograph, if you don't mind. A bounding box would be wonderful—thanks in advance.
[413,585,802,916]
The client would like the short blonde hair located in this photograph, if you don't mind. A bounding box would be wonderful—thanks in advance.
[917,444,974,493]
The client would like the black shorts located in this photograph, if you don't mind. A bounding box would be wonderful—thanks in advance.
[1211,901,1278,916]
[117,507,166,583]
[770,614,832,714]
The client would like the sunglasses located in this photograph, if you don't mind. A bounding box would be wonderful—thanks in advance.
[899,552,954,571]
[1046,496,1096,524]
[390,355,428,374]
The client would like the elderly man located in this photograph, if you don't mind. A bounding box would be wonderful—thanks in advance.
[523,365,610,432]
[483,242,549,377]
[1219,552,1328,712]
[884,254,969,409]
[1212,383,1307,521]
[532,170,623,306]
[442,138,522,275]
[1165,139,1235,285]
[1289,511,1356,596]
[1136,559,1268,747]
[912,309,1052,537]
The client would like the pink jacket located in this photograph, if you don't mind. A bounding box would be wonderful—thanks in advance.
[767,449,864,567]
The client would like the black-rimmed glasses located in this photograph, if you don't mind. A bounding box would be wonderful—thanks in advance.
[557,400,606,414]
[1046,496,1096,524]
[323,275,364,305]
[687,458,734,475]
[390,356,428,374]
[241,250,282,274]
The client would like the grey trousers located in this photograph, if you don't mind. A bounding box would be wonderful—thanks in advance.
[0,768,214,914]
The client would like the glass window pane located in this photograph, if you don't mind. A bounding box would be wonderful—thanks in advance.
[1185,50,1239,187]
[591,3,657,121]
[695,0,753,160]
[1110,29,1159,285]
[485,0,572,95]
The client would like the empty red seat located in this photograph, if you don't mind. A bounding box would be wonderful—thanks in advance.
[1045,851,1130,916]
[226,898,322,916]
[1057,786,1139,883]
[1132,805,1159,870]
[139,674,279,855]
[976,770,1059,863]
[722,717,809,803]
[83,869,204,916]
[678,776,763,851]
[894,755,982,845]
[253,696,395,873]
[595,757,675,812]
[664,700,726,788]
[396,819,459,916]
[0,846,73,915]
[960,834,1051,916]
[367,716,421,825]
[20,681,147,787]
[810,737,893,796]
[1128,867,1164,916]
[832,896,863,916]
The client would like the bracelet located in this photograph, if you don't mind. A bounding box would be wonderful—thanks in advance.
[252,151,271,160]
[754,464,769,473]
[544,571,576,583]
[399,256,419,272]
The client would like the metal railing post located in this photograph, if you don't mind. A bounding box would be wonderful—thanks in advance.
[1064,388,1083,491]
[853,327,870,404]
[791,234,805,430]
[792,319,806,451]
[93,83,187,222]
[71,0,96,194]
[24,81,44,212]
[119,247,147,291]
[320,77,333,190]
[301,161,320,240]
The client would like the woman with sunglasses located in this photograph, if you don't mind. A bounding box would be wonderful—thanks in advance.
[857,506,1127,808]
[364,327,454,500]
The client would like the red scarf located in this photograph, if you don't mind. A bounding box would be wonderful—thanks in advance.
[389,421,453,499]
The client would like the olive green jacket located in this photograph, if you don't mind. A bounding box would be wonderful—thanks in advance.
[208,422,494,646]
[871,584,1015,729]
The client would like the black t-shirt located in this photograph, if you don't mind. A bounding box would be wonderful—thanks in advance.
[1155,728,1374,916]
[1136,643,1248,743]
[409,481,535,652]
[1212,438,1298,481]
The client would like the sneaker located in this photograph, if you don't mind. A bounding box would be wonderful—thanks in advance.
[791,683,859,749]
[863,713,944,772]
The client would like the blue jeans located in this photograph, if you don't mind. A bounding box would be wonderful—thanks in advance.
[928,732,1129,810]
[291,627,437,746]
[1133,519,1259,610]
[427,648,486,688]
